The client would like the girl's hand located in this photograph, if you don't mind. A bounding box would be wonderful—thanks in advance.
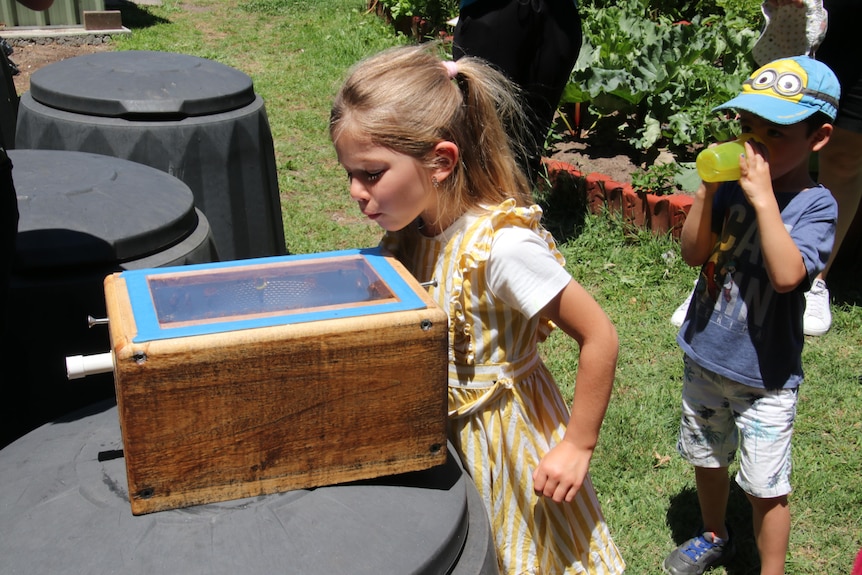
[532,439,592,503]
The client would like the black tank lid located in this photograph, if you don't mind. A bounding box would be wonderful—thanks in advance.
[28,50,256,118]
[13,149,199,269]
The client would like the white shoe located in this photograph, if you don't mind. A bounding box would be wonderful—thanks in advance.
[671,283,696,327]
[803,279,831,336]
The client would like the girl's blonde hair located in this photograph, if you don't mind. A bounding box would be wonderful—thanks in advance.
[329,44,534,224]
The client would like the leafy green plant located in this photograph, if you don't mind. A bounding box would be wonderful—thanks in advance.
[564,0,758,155]
[631,162,681,196]
[623,0,762,24]
[373,0,458,38]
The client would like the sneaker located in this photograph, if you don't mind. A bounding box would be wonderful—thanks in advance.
[671,282,696,327]
[803,278,831,336]
[663,531,735,575]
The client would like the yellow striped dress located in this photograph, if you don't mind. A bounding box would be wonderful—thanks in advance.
[383,200,625,575]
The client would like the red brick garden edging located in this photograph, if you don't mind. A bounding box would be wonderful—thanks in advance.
[544,159,693,239]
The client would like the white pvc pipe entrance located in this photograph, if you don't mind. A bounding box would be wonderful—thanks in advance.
[66,352,114,380]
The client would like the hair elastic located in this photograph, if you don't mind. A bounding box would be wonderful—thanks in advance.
[442,60,459,80]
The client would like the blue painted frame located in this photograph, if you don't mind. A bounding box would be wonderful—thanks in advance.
[122,248,427,342]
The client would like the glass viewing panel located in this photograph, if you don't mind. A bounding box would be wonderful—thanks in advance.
[149,255,394,327]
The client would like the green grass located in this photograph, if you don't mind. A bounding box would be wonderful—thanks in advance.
[110,1,862,572]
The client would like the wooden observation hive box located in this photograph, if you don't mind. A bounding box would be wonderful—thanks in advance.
[103,248,448,515]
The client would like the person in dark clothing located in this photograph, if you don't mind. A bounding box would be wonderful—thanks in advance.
[452,0,582,184]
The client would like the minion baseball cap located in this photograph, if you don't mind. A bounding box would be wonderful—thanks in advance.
[713,56,840,125]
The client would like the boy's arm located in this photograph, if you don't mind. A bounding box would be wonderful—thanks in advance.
[680,180,720,266]
[739,141,807,292]
[531,279,618,504]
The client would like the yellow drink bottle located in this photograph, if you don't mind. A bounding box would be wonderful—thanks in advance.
[696,136,753,182]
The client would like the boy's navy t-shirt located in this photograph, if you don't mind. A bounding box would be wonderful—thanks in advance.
[677,182,837,390]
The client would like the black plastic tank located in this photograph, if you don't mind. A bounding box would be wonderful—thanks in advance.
[1,149,218,447]
[15,50,286,261]
[0,402,499,575]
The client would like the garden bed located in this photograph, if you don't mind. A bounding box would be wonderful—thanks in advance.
[543,158,692,239]
[546,114,693,240]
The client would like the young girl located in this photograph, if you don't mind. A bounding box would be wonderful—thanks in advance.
[330,44,625,575]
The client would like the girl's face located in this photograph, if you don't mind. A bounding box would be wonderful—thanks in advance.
[335,131,437,233]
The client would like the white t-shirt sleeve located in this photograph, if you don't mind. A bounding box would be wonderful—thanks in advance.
[485,226,572,319]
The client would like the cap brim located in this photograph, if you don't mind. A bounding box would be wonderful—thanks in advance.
[712,94,817,125]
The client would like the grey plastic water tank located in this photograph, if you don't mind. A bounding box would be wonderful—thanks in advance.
[0,401,499,575]
[15,50,286,261]
[1,149,218,448]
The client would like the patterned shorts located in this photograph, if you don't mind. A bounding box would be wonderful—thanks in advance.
[677,355,797,498]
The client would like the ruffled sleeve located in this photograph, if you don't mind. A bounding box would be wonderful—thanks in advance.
[449,200,564,362]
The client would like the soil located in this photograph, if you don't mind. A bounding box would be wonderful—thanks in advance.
[546,105,678,185]
[9,42,112,97]
[549,134,642,185]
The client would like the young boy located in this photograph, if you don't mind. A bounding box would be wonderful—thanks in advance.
[663,56,840,575]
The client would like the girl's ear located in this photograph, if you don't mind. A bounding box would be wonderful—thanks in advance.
[432,141,459,183]
[810,123,833,153]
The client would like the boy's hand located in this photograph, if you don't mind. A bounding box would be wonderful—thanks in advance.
[532,439,591,503]
[738,139,775,210]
